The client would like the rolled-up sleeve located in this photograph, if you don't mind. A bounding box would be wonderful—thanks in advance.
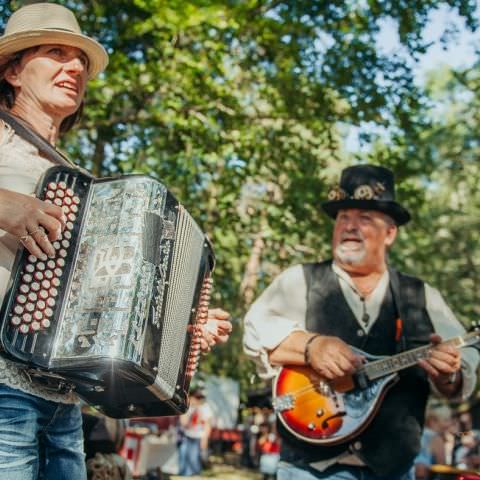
[425,283,480,400]
[243,265,308,379]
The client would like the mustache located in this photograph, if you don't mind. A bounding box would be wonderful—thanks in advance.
[340,230,364,242]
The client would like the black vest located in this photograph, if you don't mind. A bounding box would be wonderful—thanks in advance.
[278,261,434,476]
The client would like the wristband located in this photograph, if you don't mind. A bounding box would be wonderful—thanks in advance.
[304,334,321,367]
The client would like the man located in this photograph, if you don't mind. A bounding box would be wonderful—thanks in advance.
[243,165,479,480]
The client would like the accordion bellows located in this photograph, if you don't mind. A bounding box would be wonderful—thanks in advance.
[0,166,215,418]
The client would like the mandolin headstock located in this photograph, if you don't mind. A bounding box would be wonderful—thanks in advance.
[467,321,480,349]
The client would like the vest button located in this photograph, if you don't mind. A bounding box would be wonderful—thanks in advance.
[353,441,362,450]
[356,329,364,337]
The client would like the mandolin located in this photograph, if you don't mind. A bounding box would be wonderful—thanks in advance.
[272,326,480,445]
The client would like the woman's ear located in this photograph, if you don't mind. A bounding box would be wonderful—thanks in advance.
[3,63,21,88]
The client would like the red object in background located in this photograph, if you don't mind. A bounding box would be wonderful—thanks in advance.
[457,475,480,480]
[119,431,144,475]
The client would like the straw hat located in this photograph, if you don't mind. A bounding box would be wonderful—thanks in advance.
[0,3,108,79]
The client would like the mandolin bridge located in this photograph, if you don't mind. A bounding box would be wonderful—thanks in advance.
[273,394,294,412]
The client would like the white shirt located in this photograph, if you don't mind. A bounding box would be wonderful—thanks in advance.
[243,262,479,470]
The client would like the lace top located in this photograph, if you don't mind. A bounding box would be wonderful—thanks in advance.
[0,120,77,403]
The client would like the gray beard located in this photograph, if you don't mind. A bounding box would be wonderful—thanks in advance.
[334,243,366,266]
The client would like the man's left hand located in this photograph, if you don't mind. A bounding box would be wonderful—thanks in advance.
[417,333,462,394]
[200,308,232,353]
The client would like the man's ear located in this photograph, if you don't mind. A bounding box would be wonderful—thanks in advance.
[385,223,398,248]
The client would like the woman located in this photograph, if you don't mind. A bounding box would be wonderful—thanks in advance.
[0,4,230,479]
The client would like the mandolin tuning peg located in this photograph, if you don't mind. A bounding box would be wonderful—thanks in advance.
[469,320,480,332]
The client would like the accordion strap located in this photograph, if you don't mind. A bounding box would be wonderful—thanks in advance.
[0,109,74,168]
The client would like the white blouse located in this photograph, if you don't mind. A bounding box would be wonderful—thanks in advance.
[0,121,77,403]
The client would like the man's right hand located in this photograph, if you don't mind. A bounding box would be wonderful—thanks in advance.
[306,335,364,379]
[0,188,66,258]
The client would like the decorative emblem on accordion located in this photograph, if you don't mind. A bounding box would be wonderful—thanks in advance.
[0,166,215,418]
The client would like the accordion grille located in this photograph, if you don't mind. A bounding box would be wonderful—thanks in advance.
[157,207,204,391]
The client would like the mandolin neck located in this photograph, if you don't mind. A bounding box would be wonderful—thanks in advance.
[363,331,477,380]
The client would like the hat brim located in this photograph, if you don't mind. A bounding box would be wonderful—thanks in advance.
[0,30,108,79]
[321,199,411,226]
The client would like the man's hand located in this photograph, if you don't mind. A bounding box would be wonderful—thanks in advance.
[200,308,232,353]
[417,333,462,396]
[307,335,364,380]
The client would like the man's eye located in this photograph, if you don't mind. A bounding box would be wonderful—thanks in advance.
[48,48,63,55]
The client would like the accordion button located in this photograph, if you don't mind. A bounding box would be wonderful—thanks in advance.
[31,282,40,292]
[41,280,51,289]
[44,308,54,318]
[19,324,29,334]
[46,298,55,308]
[27,292,37,302]
[39,290,49,300]
[36,262,46,271]
[47,182,58,190]
[19,284,29,294]
[54,198,62,207]
[22,274,33,283]
[16,295,27,304]
[11,316,21,326]
[52,278,60,287]
[25,303,35,313]
[61,240,70,248]
[47,260,56,269]
[14,305,23,315]
[57,258,66,267]
[56,189,65,198]
[52,241,61,250]
[25,264,35,273]
[66,188,74,197]
[37,300,46,310]
[33,311,43,321]
[70,205,78,213]
[31,321,41,331]
[27,255,37,263]
[72,196,80,205]
[49,287,58,297]
[54,268,63,276]
[22,313,32,323]
[66,221,74,230]
[41,319,51,329]
[59,249,67,258]
[58,181,67,190]
[34,271,44,280]
[44,270,54,279]
[46,190,55,199]
[67,213,76,222]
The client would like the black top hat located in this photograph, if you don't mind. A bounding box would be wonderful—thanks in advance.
[321,165,411,226]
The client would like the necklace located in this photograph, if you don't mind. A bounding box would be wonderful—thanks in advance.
[348,284,375,326]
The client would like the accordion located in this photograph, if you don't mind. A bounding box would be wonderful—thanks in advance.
[0,166,215,418]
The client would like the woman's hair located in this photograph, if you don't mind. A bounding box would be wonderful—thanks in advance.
[0,47,83,134]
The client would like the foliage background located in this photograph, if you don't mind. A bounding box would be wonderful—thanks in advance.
[1,0,479,399]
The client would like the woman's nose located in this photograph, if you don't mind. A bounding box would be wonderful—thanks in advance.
[65,56,85,74]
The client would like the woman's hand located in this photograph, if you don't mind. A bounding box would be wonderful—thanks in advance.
[0,188,66,258]
[200,308,232,353]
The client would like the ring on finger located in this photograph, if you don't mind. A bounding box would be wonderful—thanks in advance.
[29,227,44,236]
[19,234,33,244]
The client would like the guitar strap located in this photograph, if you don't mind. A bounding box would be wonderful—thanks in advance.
[388,267,408,354]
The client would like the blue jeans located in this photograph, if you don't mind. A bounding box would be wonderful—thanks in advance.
[277,462,415,480]
[0,384,86,480]
[178,435,202,476]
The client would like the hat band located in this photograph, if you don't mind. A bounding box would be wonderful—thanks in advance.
[327,182,387,201]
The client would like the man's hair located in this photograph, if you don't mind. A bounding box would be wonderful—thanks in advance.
[0,47,83,134]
